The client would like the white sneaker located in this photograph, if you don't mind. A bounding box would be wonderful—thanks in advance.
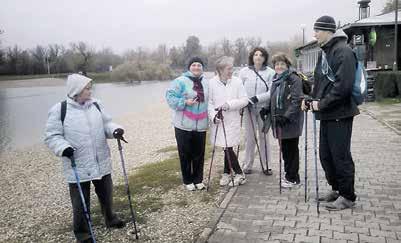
[195,182,206,190]
[184,183,196,191]
[234,173,247,185]
[281,179,300,188]
[228,177,239,187]
[219,173,230,186]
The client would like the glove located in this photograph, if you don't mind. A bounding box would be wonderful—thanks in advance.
[213,109,224,124]
[249,96,258,105]
[113,128,124,139]
[275,115,290,127]
[218,102,230,111]
[62,147,74,159]
[259,107,270,121]
[213,117,221,124]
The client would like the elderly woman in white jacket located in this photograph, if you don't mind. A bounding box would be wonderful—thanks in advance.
[45,74,124,243]
[239,47,275,174]
[208,56,249,187]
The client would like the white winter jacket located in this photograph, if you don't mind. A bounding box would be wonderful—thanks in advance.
[239,66,275,109]
[45,74,122,183]
[208,76,248,147]
[44,97,121,183]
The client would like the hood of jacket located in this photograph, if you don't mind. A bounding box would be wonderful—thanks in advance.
[66,73,92,98]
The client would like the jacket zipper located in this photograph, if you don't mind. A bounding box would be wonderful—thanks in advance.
[84,106,100,172]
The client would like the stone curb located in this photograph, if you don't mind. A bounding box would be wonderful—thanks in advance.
[194,186,238,243]
[361,107,401,136]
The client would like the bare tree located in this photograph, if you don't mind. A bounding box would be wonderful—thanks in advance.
[184,35,202,62]
[221,38,233,56]
[0,29,4,66]
[30,45,47,74]
[246,37,262,53]
[6,45,23,74]
[71,41,94,73]
[153,44,168,64]
[234,37,248,66]
[382,0,401,14]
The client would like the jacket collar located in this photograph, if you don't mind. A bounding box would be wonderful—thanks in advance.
[321,29,348,52]
[67,97,95,109]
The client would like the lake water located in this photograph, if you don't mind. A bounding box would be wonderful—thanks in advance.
[0,81,170,152]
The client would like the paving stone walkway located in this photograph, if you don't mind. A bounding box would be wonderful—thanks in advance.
[206,106,401,243]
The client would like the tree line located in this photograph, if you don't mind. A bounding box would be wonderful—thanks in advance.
[0,32,302,79]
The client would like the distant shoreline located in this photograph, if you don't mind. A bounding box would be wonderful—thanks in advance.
[0,78,66,88]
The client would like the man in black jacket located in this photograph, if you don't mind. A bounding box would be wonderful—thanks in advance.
[304,15,359,211]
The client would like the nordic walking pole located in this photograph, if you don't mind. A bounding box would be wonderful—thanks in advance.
[70,156,97,243]
[117,138,139,240]
[206,122,219,191]
[247,106,269,175]
[218,108,236,187]
[304,110,308,203]
[263,121,272,176]
[276,126,283,194]
[236,109,244,158]
[312,113,320,214]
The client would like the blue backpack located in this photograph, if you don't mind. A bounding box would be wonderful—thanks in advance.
[321,51,367,105]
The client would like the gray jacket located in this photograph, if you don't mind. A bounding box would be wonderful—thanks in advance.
[44,98,121,183]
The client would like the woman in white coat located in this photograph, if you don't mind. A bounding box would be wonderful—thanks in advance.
[45,74,124,243]
[208,56,249,186]
[239,47,275,174]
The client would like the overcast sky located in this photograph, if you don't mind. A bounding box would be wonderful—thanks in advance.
[0,0,388,53]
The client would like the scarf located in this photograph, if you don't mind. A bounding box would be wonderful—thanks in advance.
[273,70,291,110]
[188,76,205,102]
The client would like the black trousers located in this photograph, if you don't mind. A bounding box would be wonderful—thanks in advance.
[174,127,206,185]
[69,174,116,241]
[223,147,243,174]
[319,117,356,202]
[281,137,300,183]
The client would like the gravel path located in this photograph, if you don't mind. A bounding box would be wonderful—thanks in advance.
[0,102,223,242]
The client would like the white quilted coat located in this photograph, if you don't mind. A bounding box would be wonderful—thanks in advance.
[208,76,248,147]
[45,97,121,183]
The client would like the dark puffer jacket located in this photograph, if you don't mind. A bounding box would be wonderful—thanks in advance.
[312,29,360,121]
[271,71,304,139]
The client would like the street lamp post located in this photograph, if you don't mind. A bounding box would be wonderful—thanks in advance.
[394,0,399,71]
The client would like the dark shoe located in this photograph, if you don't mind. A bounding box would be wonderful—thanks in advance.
[318,190,339,202]
[325,196,355,211]
[263,168,273,176]
[76,238,93,243]
[106,216,125,228]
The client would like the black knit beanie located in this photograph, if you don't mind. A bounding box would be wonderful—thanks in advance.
[314,15,336,33]
[187,56,204,70]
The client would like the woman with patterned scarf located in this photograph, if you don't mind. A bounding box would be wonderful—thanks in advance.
[270,53,304,188]
[166,57,209,191]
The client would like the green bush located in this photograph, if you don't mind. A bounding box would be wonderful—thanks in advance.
[110,61,174,82]
[374,71,401,100]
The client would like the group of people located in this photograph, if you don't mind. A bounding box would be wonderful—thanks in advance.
[166,14,358,212]
[44,15,359,243]
[166,50,305,190]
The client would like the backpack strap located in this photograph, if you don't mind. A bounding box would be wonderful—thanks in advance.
[251,67,269,91]
[60,100,67,125]
[93,102,101,112]
[60,100,101,125]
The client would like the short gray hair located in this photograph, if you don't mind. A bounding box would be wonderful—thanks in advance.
[215,56,234,75]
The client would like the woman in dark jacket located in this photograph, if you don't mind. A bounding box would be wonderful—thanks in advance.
[270,53,304,188]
